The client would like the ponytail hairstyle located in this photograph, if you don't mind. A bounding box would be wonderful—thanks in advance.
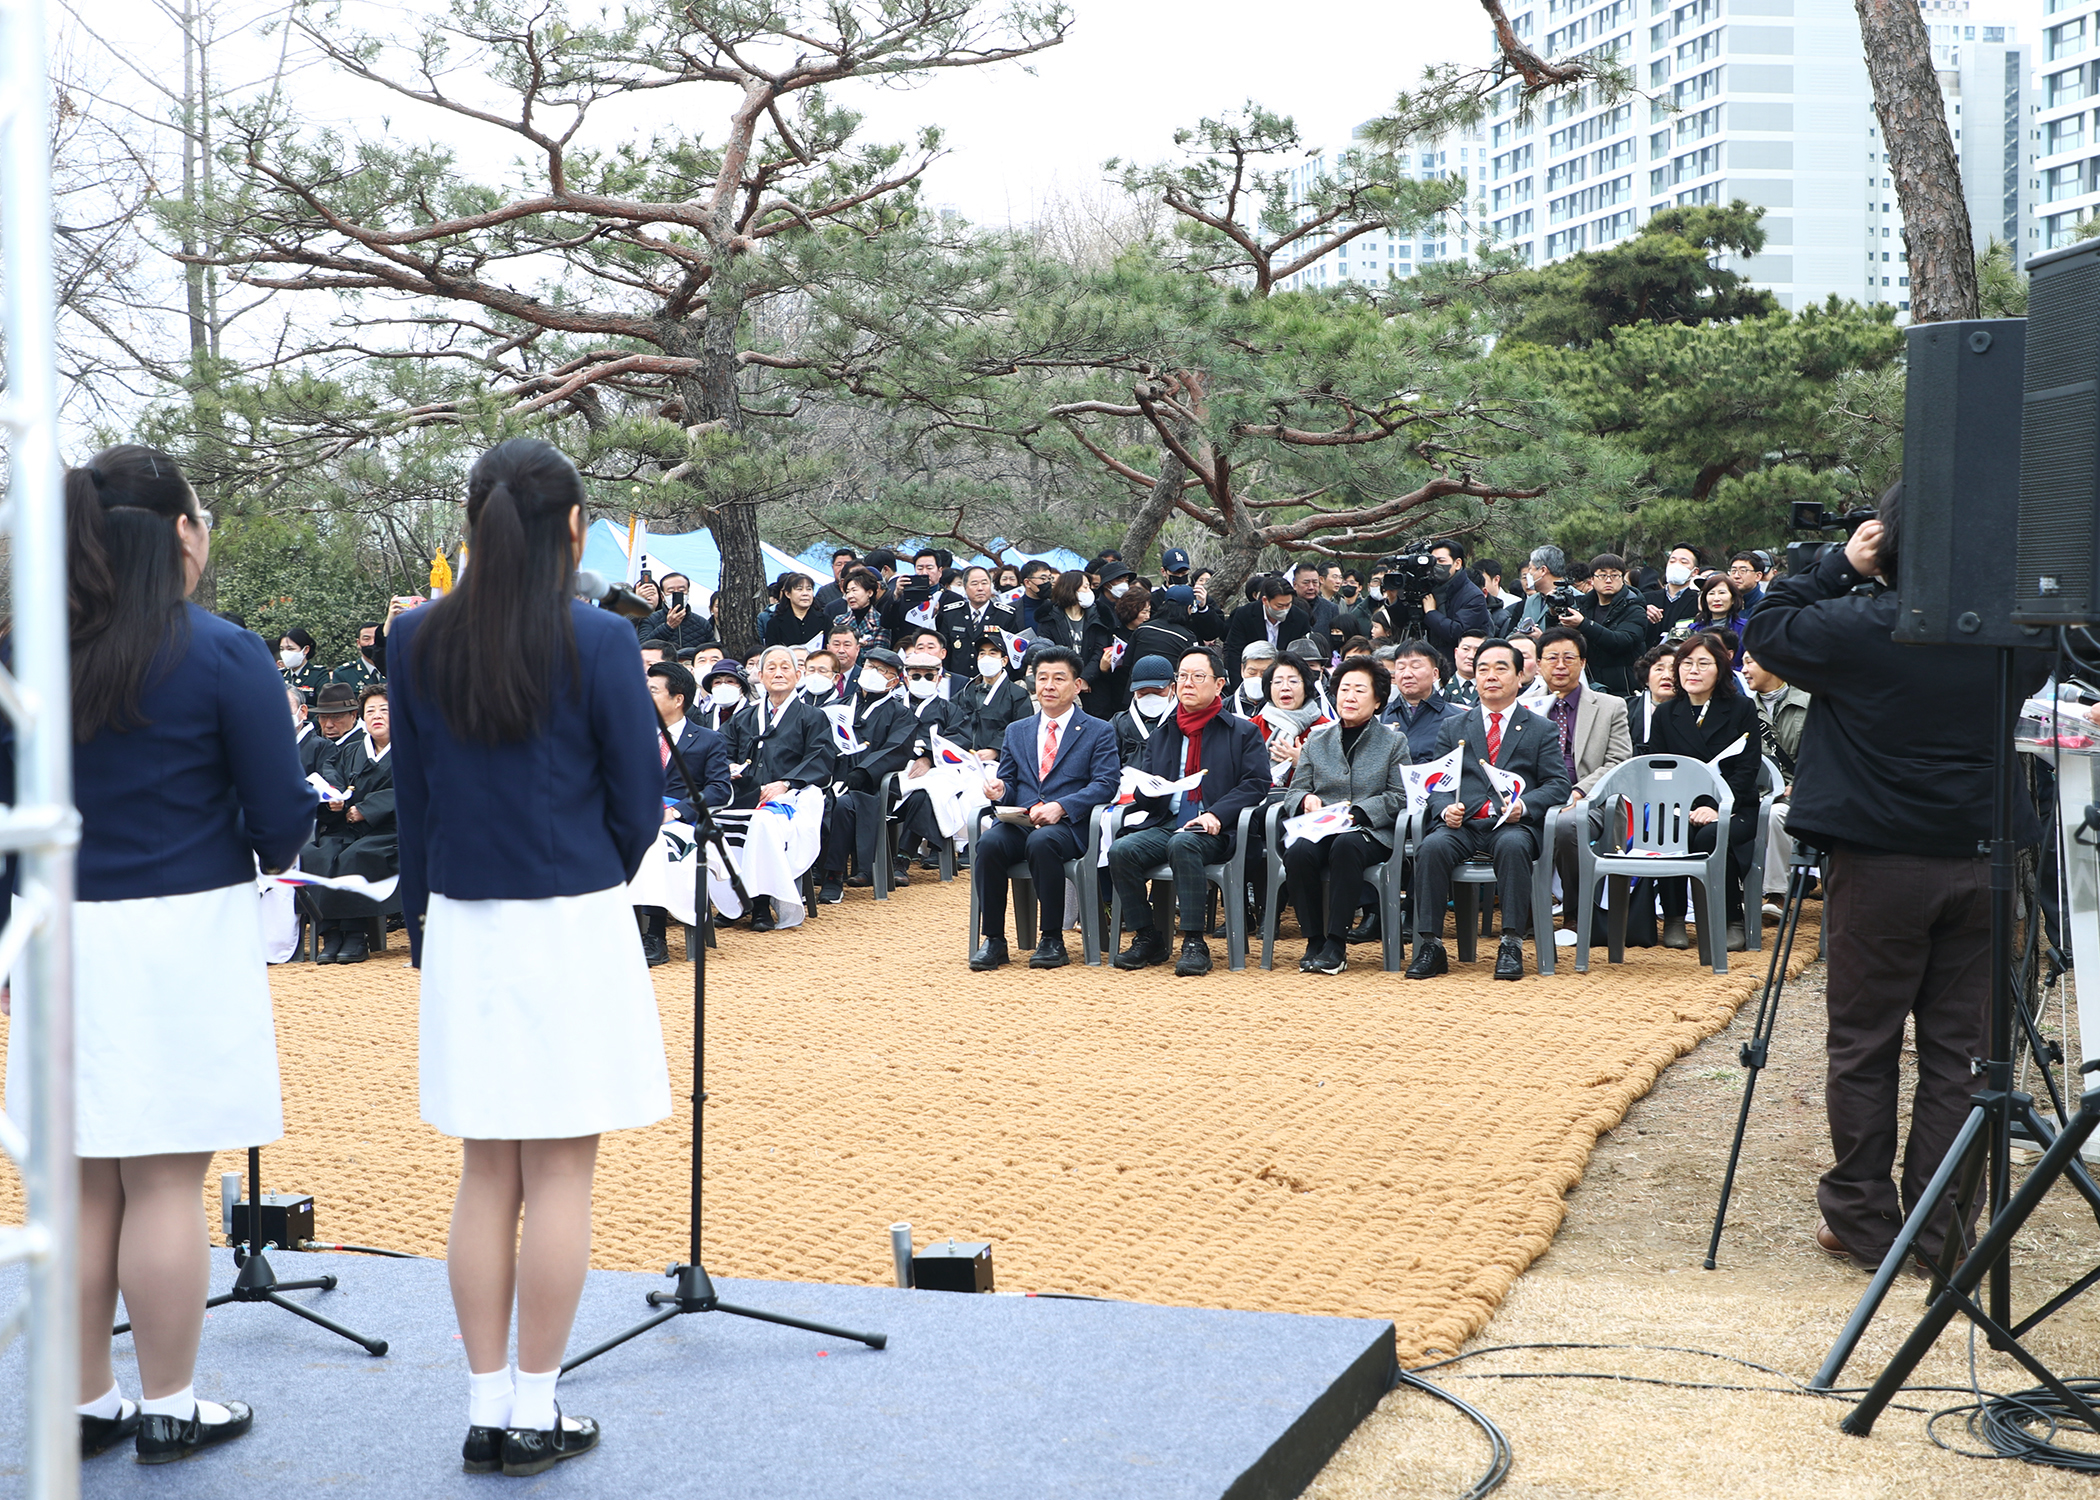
[67,444,200,741]
[414,438,583,743]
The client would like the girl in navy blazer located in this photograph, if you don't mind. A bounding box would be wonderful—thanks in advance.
[388,439,667,1476]
[4,446,315,1463]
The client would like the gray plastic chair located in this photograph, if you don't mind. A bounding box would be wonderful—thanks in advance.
[964,803,1105,965]
[1104,803,1259,971]
[870,769,957,899]
[1258,796,1410,972]
[1735,756,1785,953]
[1575,754,1735,974]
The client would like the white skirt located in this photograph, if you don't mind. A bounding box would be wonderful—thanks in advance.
[5,881,283,1158]
[419,885,671,1140]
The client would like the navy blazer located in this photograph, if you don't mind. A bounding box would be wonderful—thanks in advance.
[992,707,1121,825]
[1127,710,1272,856]
[8,603,317,902]
[389,599,662,961]
[1423,701,1572,833]
[664,719,732,821]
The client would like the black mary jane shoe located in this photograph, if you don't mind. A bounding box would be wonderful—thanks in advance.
[462,1424,506,1474]
[81,1403,141,1458]
[135,1400,253,1465]
[501,1410,601,1477]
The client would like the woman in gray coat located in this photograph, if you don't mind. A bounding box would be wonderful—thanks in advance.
[1283,656,1412,974]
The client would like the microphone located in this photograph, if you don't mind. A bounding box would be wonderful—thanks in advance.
[575,569,653,621]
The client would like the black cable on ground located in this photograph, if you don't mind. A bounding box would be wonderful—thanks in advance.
[1390,1366,1511,1500]
[1928,1382,2100,1471]
[294,1240,419,1258]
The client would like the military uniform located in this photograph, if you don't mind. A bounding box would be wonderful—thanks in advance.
[331,655,385,694]
[283,660,332,706]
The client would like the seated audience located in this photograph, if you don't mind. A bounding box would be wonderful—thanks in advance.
[1230,641,1279,716]
[1638,632,1760,952]
[1743,648,1811,913]
[1381,641,1463,760]
[1255,655,1331,782]
[723,646,837,926]
[956,629,1035,754]
[693,659,748,733]
[1113,654,1177,766]
[1534,626,1633,943]
[301,685,398,964]
[635,661,733,965]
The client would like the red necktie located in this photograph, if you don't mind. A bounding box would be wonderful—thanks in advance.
[1485,710,1503,764]
[660,735,671,769]
[1040,717,1060,780]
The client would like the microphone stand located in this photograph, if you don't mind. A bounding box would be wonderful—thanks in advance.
[563,718,886,1371]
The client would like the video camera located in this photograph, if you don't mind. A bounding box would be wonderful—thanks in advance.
[1786,500,1876,575]
[1375,549,1437,637]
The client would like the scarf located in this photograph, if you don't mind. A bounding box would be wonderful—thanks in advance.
[1258,700,1322,741]
[1175,697,1224,806]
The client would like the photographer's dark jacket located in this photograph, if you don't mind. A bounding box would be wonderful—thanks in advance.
[638,604,719,652]
[1743,547,2048,859]
[1577,589,1650,696]
[1423,568,1492,654]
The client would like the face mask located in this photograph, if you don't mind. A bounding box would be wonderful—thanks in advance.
[709,683,743,708]
[1242,677,1267,702]
[280,648,305,669]
[978,657,1005,679]
[906,676,939,700]
[804,673,835,697]
[1133,692,1172,719]
[1076,588,1096,610]
[1431,562,1454,582]
[1666,562,1692,587]
[858,666,892,694]
[1108,581,1130,598]
[1264,604,1288,623]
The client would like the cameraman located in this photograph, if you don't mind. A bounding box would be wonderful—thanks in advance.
[1560,553,1647,695]
[1515,545,1568,632]
[1744,495,2047,1272]
[1419,539,1491,655]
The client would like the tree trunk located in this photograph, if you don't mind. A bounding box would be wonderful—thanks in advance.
[1209,523,1267,613]
[1117,450,1186,566]
[179,0,208,355]
[1853,0,1978,323]
[683,298,767,658]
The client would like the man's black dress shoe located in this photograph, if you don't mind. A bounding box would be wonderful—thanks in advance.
[1113,927,1170,970]
[135,1400,253,1465]
[1404,938,1449,980]
[315,928,342,964]
[817,879,844,905]
[641,934,670,967]
[1307,939,1347,975]
[336,930,369,964]
[1175,935,1213,976]
[845,871,875,888]
[462,1424,506,1474]
[1344,910,1381,944]
[1027,936,1070,969]
[1493,935,1525,980]
[889,865,912,888]
[749,896,776,933]
[501,1410,600,1476]
[81,1403,140,1458]
[969,937,1010,971]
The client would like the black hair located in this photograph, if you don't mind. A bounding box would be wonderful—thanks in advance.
[1021,559,1055,580]
[1672,632,1740,699]
[1259,574,1294,601]
[1874,478,1901,583]
[1728,550,1762,568]
[1476,558,1502,579]
[831,546,857,562]
[843,566,881,597]
[1261,654,1316,705]
[863,548,896,572]
[65,444,201,741]
[1328,653,1391,708]
[1049,570,1089,610]
[1432,537,1467,563]
[1390,639,1444,671]
[1028,643,1085,679]
[412,438,583,743]
[1474,636,1523,673]
[914,546,940,565]
[963,563,992,582]
[1178,644,1226,680]
[1537,624,1587,658]
[648,660,698,712]
[640,635,676,654]
[1292,560,1319,577]
[281,627,317,653]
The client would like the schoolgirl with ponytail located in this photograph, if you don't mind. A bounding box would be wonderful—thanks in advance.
[387,437,666,1476]
[6,444,317,1463]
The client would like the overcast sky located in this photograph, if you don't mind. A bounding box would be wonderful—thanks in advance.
[71,0,1494,227]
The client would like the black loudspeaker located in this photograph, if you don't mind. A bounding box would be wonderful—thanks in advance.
[2017,239,2100,627]
[1895,318,2034,648]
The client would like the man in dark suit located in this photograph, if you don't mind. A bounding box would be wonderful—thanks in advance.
[1221,574,1312,677]
[1407,638,1572,981]
[1107,645,1271,976]
[1421,539,1493,658]
[303,685,401,965]
[970,645,1122,971]
[1381,641,1464,759]
[639,661,733,964]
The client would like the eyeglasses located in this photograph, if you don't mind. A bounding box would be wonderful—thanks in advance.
[1591,569,1622,582]
[1176,671,1220,682]
[187,508,215,532]
[906,670,941,682]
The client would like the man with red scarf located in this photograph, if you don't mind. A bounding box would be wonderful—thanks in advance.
[1108,644,1274,976]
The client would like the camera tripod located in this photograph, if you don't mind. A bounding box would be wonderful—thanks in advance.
[562,723,886,1372]
[115,1144,388,1356]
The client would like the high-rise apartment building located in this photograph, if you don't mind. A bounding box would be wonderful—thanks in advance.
[1276,125,1489,291]
[1280,0,2036,315]
[2036,0,2100,250]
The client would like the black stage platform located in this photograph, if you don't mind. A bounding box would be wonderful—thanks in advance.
[1,1253,1394,1498]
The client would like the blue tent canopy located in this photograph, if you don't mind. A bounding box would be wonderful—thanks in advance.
[583,519,806,595]
[791,537,1089,576]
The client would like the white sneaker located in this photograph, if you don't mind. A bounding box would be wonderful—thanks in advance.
[1762,902,1783,923]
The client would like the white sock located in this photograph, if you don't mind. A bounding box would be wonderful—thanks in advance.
[139,1387,232,1425]
[511,1367,558,1432]
[467,1366,514,1430]
[78,1384,127,1420]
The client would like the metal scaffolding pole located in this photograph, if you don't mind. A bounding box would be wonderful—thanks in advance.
[0,0,83,1495]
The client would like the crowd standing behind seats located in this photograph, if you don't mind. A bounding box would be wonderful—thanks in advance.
[260,533,1809,978]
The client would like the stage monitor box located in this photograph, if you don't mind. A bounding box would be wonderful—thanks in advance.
[2019,239,2100,628]
[911,1239,994,1293]
[1896,318,2034,648]
[229,1192,315,1252]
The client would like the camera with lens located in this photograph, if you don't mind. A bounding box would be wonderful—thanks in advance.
[1786,500,1877,575]
[1540,583,1582,623]
[1375,550,1436,636]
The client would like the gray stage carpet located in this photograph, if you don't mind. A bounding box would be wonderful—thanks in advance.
[2,1251,1394,1498]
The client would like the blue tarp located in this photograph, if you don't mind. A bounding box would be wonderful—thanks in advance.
[582,519,806,594]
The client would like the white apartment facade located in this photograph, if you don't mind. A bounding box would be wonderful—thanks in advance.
[2036,0,2100,250]
[1276,126,1490,291]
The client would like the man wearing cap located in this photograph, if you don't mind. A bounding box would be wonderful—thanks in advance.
[936,564,1020,662]
[1222,575,1313,677]
[1108,644,1272,976]
[694,659,751,733]
[831,647,919,888]
[1154,548,1224,641]
[1112,654,1178,765]
[892,647,967,873]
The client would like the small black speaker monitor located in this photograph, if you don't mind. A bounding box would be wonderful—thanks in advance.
[2017,238,2100,627]
[1895,318,2030,647]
